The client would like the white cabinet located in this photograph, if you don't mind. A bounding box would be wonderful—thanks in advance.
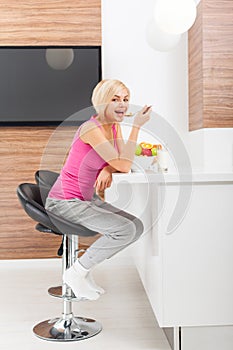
[105,173,233,349]
[160,183,233,326]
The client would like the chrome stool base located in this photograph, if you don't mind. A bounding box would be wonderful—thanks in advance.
[33,316,102,342]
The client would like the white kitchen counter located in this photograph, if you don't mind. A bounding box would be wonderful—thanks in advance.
[112,170,233,184]
[105,170,233,350]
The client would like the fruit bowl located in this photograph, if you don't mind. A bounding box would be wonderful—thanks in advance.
[131,155,157,172]
[131,142,161,172]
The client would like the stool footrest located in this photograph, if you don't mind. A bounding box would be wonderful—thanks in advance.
[48,286,80,302]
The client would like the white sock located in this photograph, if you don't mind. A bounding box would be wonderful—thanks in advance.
[63,261,99,300]
[73,259,90,277]
[86,271,105,294]
[75,260,105,294]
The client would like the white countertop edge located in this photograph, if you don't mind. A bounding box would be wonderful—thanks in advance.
[112,171,233,184]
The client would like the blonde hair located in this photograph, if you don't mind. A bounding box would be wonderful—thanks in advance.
[91,79,130,114]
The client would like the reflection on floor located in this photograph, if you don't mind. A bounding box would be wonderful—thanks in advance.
[0,251,170,350]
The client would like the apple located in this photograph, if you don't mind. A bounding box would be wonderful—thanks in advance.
[135,144,142,156]
[151,147,157,156]
[142,148,152,156]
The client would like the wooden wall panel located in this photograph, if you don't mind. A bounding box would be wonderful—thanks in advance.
[188,0,233,131]
[0,126,60,259]
[0,126,99,259]
[203,0,233,128]
[0,0,101,46]
[188,1,203,131]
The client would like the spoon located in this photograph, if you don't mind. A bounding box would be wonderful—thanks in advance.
[125,105,152,117]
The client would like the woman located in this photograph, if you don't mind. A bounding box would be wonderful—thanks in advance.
[45,79,151,300]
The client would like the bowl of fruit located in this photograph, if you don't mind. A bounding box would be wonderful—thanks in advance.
[131,142,162,172]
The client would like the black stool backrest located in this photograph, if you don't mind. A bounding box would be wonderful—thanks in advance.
[35,170,59,188]
[17,183,99,237]
[17,183,61,234]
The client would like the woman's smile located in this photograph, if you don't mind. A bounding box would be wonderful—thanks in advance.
[114,109,126,118]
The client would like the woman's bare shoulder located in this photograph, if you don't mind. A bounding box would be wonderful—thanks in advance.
[79,120,103,143]
[79,120,98,135]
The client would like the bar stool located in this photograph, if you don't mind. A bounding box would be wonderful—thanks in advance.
[17,182,102,342]
[34,170,64,298]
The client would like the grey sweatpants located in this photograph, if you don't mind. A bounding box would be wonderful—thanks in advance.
[45,194,144,269]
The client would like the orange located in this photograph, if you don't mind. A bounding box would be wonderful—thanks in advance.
[140,142,153,149]
[153,144,162,150]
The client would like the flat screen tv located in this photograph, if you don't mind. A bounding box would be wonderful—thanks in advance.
[0,47,101,125]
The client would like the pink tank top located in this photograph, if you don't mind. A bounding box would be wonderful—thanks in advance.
[48,116,118,201]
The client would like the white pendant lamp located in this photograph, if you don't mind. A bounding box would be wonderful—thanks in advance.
[153,0,197,35]
[146,18,181,52]
[45,48,74,70]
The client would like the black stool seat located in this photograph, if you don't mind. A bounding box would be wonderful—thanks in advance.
[17,183,98,238]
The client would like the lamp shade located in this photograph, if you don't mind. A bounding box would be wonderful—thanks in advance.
[153,0,197,35]
[45,48,74,70]
[146,18,181,52]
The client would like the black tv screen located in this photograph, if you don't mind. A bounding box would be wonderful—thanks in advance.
[0,47,101,125]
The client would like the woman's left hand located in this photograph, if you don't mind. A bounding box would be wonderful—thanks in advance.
[94,166,113,192]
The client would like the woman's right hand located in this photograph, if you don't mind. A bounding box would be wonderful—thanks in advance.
[133,105,152,128]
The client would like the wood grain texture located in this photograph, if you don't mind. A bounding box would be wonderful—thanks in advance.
[203,0,233,128]
[0,0,101,46]
[188,1,203,131]
[0,126,99,259]
[188,0,233,130]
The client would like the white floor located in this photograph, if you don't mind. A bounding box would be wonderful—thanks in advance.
[0,252,170,350]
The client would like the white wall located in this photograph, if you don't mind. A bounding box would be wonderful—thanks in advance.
[189,129,233,172]
[101,0,233,173]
